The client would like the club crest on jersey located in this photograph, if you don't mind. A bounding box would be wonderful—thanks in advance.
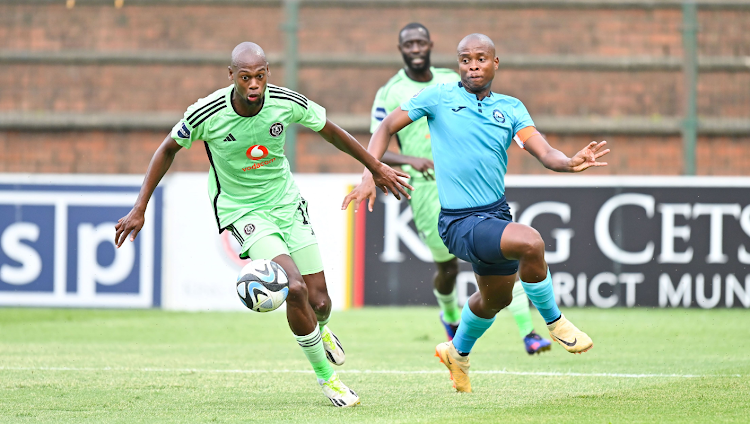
[493,110,505,123]
[177,122,191,139]
[244,224,255,235]
[246,145,269,160]
[269,122,284,137]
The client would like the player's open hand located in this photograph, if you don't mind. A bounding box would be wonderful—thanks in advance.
[408,157,435,180]
[370,163,413,201]
[114,208,146,248]
[342,174,378,212]
[569,141,609,172]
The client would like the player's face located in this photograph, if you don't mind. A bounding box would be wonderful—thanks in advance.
[229,63,269,107]
[399,29,433,72]
[457,43,499,93]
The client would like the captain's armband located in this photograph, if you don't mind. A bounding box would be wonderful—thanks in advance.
[513,126,541,150]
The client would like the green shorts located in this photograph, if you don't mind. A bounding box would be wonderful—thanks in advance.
[226,196,325,275]
[409,179,455,263]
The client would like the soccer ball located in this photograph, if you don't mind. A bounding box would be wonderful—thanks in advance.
[236,259,289,312]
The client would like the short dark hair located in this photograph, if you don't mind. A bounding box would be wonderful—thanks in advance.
[399,22,430,43]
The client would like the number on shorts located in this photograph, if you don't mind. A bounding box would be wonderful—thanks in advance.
[297,199,311,225]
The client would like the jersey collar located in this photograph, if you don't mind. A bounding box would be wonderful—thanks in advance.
[227,85,268,118]
[457,81,494,101]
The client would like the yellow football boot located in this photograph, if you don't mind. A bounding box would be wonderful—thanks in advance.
[547,314,593,354]
[435,341,471,393]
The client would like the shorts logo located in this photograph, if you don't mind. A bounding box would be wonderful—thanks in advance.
[244,224,255,235]
[177,123,191,139]
[269,122,284,137]
[246,145,269,160]
[493,110,505,123]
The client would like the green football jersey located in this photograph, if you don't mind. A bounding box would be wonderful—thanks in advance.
[370,67,460,180]
[171,83,326,232]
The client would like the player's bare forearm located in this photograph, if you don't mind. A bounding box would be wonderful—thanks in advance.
[539,149,575,172]
[525,134,609,173]
[381,150,411,166]
[523,134,571,172]
[368,108,413,162]
[317,120,382,173]
[134,136,182,210]
[381,150,435,180]
[115,135,181,247]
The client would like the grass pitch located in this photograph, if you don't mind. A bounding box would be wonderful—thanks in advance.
[0,307,748,423]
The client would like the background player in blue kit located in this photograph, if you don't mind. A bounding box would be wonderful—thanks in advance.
[344,33,610,393]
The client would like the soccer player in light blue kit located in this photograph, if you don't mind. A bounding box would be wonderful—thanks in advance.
[344,34,609,393]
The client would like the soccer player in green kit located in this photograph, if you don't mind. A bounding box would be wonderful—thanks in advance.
[372,23,551,355]
[114,42,412,408]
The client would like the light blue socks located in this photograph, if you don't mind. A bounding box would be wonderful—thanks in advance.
[451,302,496,355]
[520,269,561,325]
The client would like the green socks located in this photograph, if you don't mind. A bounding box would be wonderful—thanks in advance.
[507,282,535,338]
[434,288,460,324]
[294,326,334,381]
[318,314,330,331]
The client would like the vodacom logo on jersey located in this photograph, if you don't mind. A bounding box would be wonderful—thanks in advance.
[243,145,275,171]
[246,145,269,160]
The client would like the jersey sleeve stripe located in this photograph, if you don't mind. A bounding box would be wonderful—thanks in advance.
[186,96,224,123]
[190,103,226,128]
[269,87,308,106]
[192,104,227,128]
[270,94,307,109]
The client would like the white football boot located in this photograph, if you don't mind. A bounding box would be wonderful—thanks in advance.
[319,373,360,407]
[320,325,346,366]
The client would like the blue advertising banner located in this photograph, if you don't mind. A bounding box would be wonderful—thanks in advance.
[0,176,162,308]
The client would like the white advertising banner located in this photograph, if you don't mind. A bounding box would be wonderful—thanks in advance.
[161,173,360,311]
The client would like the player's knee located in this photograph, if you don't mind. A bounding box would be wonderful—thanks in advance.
[286,278,308,303]
[309,293,331,316]
[484,292,512,313]
[518,228,545,261]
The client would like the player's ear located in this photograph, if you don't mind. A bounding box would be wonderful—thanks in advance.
[227,66,234,81]
[493,56,499,70]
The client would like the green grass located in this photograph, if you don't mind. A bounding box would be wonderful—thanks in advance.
[1,307,748,423]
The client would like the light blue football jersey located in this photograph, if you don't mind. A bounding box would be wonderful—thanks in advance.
[401,82,534,210]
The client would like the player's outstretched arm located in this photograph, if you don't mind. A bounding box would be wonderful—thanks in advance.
[524,134,609,173]
[342,108,415,212]
[317,119,413,201]
[115,135,182,247]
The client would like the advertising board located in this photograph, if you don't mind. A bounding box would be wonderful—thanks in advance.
[0,175,162,308]
[359,176,750,308]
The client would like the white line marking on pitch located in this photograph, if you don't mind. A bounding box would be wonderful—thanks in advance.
[0,366,741,378]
